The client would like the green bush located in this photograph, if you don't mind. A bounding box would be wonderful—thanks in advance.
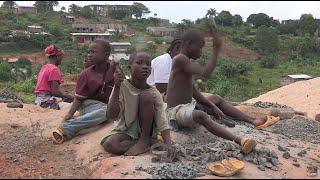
[218,60,252,78]
[0,61,13,81]
[7,75,37,94]
[259,54,278,68]
[256,26,279,54]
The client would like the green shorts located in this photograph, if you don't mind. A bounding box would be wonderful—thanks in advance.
[100,119,158,145]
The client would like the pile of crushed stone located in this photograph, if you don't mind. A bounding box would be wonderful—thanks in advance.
[265,115,320,144]
[0,90,23,103]
[137,140,279,179]
[252,101,292,110]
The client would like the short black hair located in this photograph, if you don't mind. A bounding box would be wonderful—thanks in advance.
[92,40,111,54]
[166,38,182,53]
[182,29,204,45]
[128,52,149,65]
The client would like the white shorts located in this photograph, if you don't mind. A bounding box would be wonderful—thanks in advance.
[166,99,198,128]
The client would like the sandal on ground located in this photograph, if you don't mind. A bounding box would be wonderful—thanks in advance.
[207,162,240,177]
[221,158,245,170]
[255,115,280,130]
[240,138,257,154]
[52,128,66,144]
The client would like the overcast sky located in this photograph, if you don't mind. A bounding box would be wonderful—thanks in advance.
[2,1,320,23]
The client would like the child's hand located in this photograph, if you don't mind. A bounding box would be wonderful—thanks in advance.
[114,65,125,87]
[63,113,73,121]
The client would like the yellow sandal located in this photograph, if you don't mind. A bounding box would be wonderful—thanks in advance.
[52,128,66,144]
[207,162,240,177]
[255,115,280,130]
[240,138,257,154]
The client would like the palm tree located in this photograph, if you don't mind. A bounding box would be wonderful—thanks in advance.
[206,8,217,18]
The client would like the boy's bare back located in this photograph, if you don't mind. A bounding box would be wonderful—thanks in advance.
[166,54,193,108]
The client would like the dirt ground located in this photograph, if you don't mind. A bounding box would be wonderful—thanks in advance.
[0,100,319,179]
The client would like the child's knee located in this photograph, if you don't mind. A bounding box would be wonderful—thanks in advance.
[102,137,119,154]
[192,110,209,124]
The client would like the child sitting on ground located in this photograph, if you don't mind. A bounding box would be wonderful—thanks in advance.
[35,45,73,110]
[101,52,171,156]
[52,40,116,144]
[166,30,257,154]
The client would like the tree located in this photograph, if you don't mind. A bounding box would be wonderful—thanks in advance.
[60,6,66,12]
[130,2,150,19]
[149,17,160,26]
[1,1,16,9]
[278,20,298,35]
[247,13,272,28]
[270,18,280,27]
[206,8,217,17]
[299,14,318,36]
[176,23,186,34]
[215,10,233,26]
[34,1,56,12]
[232,14,243,26]
[109,9,131,20]
[68,4,81,15]
[80,6,93,18]
[256,26,279,54]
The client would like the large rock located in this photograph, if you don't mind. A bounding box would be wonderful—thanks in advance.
[6,102,23,108]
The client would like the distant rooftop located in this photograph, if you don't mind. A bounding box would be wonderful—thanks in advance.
[70,32,112,36]
[287,74,312,79]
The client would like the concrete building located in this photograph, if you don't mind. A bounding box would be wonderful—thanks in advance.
[15,6,37,14]
[146,27,178,37]
[60,15,75,24]
[110,42,131,53]
[86,4,132,18]
[27,25,43,33]
[72,23,127,33]
[70,32,112,44]
[280,74,312,86]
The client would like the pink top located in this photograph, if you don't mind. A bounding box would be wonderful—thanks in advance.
[34,64,62,95]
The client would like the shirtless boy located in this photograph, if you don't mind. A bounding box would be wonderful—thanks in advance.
[166,30,257,154]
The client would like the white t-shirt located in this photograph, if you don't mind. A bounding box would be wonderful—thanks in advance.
[147,53,172,86]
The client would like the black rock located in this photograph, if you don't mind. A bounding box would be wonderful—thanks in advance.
[7,102,23,108]
[283,152,290,159]
[265,162,273,168]
[292,162,300,167]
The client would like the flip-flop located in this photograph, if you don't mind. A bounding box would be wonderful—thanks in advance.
[255,115,280,130]
[207,162,240,177]
[52,128,66,144]
[221,158,245,170]
[240,138,257,154]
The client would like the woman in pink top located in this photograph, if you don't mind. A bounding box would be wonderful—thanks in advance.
[35,45,73,109]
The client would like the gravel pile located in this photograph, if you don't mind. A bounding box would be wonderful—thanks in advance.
[252,101,292,109]
[139,140,280,178]
[141,162,203,179]
[0,90,23,103]
[266,115,320,144]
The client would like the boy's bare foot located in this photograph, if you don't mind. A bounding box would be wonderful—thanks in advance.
[253,116,267,127]
[124,140,151,156]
